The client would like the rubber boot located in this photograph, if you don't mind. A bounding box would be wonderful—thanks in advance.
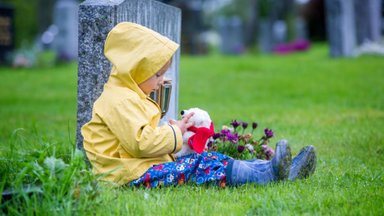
[288,145,316,181]
[226,140,292,186]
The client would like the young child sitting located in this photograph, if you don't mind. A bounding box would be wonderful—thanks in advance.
[81,22,316,188]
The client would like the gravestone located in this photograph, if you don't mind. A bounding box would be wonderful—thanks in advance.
[76,0,181,150]
[171,0,207,55]
[258,18,274,53]
[273,20,287,44]
[218,16,245,54]
[53,0,79,61]
[354,0,382,45]
[295,16,308,40]
[325,0,356,57]
[257,0,279,53]
[0,4,14,64]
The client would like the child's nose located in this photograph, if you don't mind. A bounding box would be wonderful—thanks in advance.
[159,78,165,84]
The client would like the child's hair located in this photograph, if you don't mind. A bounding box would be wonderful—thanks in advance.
[156,59,172,77]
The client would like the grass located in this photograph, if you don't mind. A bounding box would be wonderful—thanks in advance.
[0,44,383,215]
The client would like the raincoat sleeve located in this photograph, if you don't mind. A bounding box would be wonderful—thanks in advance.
[104,98,183,158]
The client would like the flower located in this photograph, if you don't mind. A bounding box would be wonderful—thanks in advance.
[245,144,254,153]
[176,164,185,171]
[261,144,275,160]
[230,120,241,130]
[237,145,245,153]
[264,128,274,138]
[221,125,234,133]
[221,128,231,135]
[212,133,221,140]
[252,122,258,130]
[226,132,239,143]
[207,140,213,148]
[166,174,174,182]
[240,133,253,143]
[208,120,275,160]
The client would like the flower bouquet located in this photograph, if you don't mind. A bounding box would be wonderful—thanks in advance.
[207,120,275,160]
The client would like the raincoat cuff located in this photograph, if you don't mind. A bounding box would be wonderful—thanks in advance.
[168,124,183,153]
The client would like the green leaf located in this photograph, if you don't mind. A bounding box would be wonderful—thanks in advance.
[43,157,68,175]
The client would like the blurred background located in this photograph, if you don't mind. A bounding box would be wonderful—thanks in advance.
[0,0,383,68]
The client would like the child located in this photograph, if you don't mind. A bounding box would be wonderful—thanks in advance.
[81,22,316,188]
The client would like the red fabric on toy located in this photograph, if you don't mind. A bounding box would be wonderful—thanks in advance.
[187,122,215,154]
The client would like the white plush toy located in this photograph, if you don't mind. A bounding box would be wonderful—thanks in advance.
[174,108,215,158]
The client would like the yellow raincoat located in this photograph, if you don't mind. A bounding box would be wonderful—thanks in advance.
[81,22,183,185]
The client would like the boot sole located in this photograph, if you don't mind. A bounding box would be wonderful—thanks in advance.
[288,145,317,181]
[274,140,292,181]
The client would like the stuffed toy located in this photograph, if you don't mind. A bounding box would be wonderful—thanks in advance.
[174,108,214,158]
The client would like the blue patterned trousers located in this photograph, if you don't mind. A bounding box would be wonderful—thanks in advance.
[130,152,231,188]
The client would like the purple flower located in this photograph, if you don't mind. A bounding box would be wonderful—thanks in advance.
[264,128,274,138]
[207,140,213,148]
[292,39,310,51]
[237,145,245,153]
[230,120,241,129]
[241,122,248,129]
[212,133,221,140]
[273,39,310,55]
[245,144,254,153]
[221,129,231,135]
[262,144,275,160]
[252,122,258,130]
[226,132,239,144]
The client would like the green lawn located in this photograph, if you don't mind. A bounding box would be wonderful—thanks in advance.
[0,45,383,215]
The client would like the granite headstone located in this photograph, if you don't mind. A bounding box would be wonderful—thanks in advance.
[354,0,382,45]
[218,16,245,54]
[77,0,181,150]
[53,0,79,61]
[258,18,274,53]
[325,0,356,57]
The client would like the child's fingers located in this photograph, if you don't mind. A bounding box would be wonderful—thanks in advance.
[183,112,194,121]
[185,121,194,128]
[168,119,176,125]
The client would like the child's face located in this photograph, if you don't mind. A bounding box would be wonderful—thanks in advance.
[139,60,171,95]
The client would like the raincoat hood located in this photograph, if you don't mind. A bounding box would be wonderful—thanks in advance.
[104,22,179,98]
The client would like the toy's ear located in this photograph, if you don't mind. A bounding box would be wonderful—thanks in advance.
[186,113,196,124]
[196,112,212,127]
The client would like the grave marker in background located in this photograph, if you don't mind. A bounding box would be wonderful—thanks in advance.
[53,0,79,61]
[325,0,356,57]
[354,0,382,45]
[218,16,245,54]
[325,0,383,57]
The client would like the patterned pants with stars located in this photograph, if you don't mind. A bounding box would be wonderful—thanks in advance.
[129,152,231,188]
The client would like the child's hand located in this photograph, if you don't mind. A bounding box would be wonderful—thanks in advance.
[169,112,194,134]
